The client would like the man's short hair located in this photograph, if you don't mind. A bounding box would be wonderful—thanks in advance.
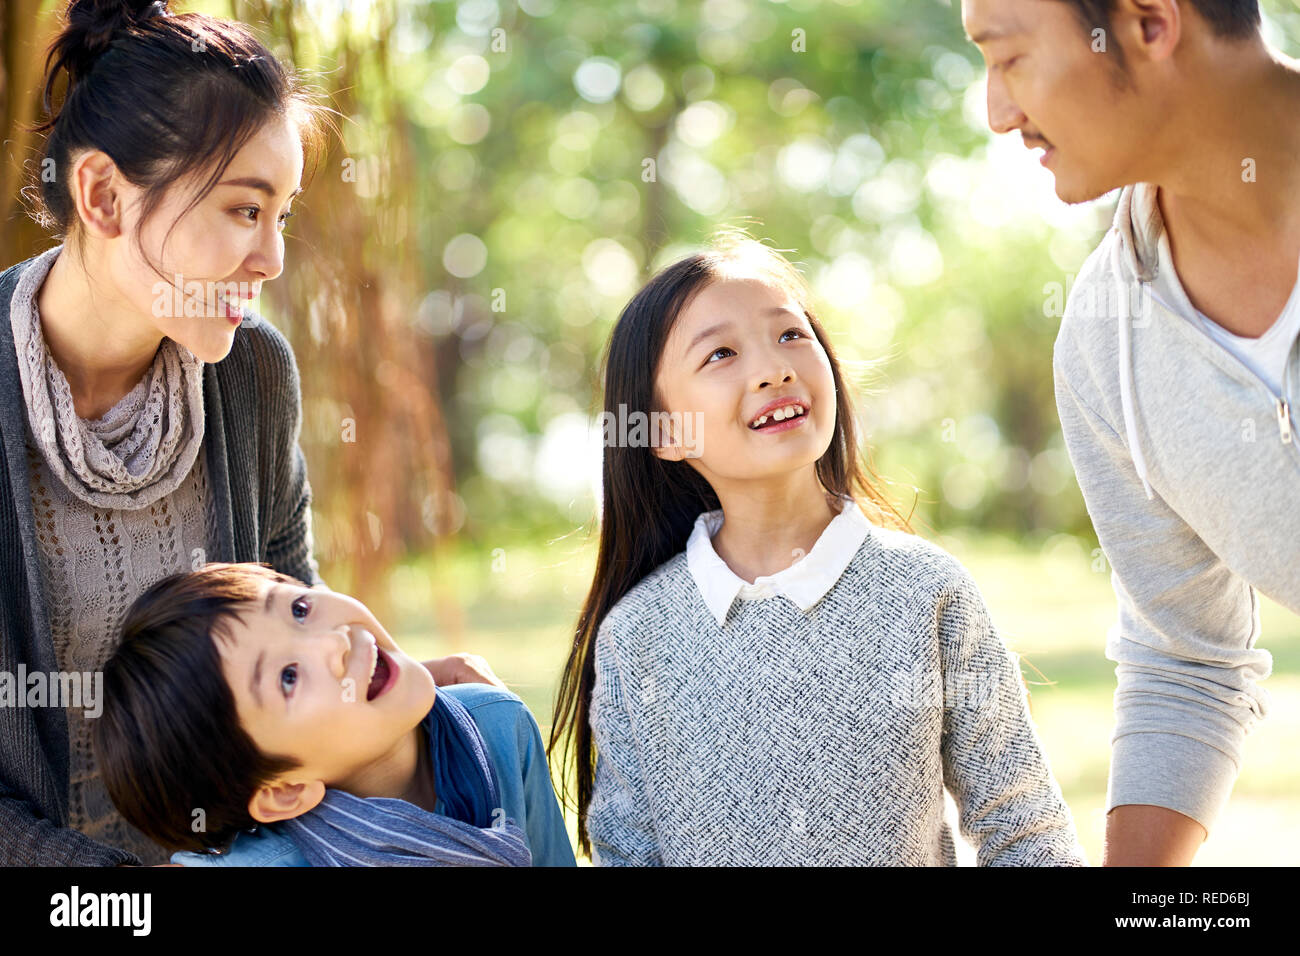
[1059,0,1261,42]
[1055,0,1259,84]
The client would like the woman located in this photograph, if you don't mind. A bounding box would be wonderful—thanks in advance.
[0,0,493,867]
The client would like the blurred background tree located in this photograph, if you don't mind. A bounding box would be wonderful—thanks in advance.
[5,0,1300,863]
[7,0,1299,589]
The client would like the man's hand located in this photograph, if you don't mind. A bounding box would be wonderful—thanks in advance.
[1103,804,1207,866]
[423,653,506,689]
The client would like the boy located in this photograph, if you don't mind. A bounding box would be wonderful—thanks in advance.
[93,562,576,866]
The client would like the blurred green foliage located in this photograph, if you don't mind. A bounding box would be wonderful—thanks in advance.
[264,0,1300,559]
[12,0,1299,570]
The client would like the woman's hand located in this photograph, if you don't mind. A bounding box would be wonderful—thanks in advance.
[423,653,506,689]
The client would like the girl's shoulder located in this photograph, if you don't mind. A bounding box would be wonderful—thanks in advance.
[601,550,693,632]
[861,522,964,574]
[846,521,982,604]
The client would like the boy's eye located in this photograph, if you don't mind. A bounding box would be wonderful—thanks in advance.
[291,596,311,621]
[280,664,298,696]
[706,346,735,363]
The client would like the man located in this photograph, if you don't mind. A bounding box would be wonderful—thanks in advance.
[961,0,1300,865]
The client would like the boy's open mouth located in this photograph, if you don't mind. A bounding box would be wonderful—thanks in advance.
[366,646,396,701]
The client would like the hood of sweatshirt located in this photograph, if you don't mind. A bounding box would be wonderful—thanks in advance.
[1109,183,1166,502]
[1104,182,1300,502]
[1113,183,1162,284]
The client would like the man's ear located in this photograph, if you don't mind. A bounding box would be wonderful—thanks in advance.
[1112,0,1182,64]
[247,777,326,824]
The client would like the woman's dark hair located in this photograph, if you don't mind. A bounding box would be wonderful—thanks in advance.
[27,0,331,275]
[547,232,915,857]
[93,562,307,855]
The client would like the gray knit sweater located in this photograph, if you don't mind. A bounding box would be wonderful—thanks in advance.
[0,248,322,867]
[588,514,1089,866]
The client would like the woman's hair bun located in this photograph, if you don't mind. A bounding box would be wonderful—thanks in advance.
[29,0,326,241]
[52,1,170,86]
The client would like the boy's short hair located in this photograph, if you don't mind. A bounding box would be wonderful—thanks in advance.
[94,563,307,855]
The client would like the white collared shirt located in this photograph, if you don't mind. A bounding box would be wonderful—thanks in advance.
[1150,224,1300,398]
[684,496,871,627]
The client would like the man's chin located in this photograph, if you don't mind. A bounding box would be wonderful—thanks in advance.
[1048,166,1119,206]
[1051,176,1112,206]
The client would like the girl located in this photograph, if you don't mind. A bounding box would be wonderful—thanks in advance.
[550,233,1088,865]
[0,0,490,867]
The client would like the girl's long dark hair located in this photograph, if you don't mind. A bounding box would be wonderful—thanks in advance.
[548,234,915,857]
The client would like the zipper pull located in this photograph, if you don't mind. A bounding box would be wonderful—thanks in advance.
[1278,398,1293,444]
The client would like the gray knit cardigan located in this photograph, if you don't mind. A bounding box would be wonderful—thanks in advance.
[0,250,322,866]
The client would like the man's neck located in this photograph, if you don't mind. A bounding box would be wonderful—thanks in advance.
[1148,40,1300,231]
[1146,46,1300,335]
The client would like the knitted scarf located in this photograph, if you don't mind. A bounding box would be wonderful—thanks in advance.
[274,688,533,867]
[8,245,205,509]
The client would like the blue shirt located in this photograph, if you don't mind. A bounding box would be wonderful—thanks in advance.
[171,684,576,867]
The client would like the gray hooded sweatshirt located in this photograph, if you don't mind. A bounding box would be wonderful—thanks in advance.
[1053,182,1298,835]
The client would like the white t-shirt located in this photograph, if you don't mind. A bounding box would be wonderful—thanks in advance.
[1152,232,1300,397]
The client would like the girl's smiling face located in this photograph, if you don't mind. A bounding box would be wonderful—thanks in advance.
[652,275,837,485]
[214,579,436,818]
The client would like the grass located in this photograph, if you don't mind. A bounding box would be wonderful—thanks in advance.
[373,527,1299,866]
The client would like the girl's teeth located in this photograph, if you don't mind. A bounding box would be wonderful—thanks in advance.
[751,405,804,428]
